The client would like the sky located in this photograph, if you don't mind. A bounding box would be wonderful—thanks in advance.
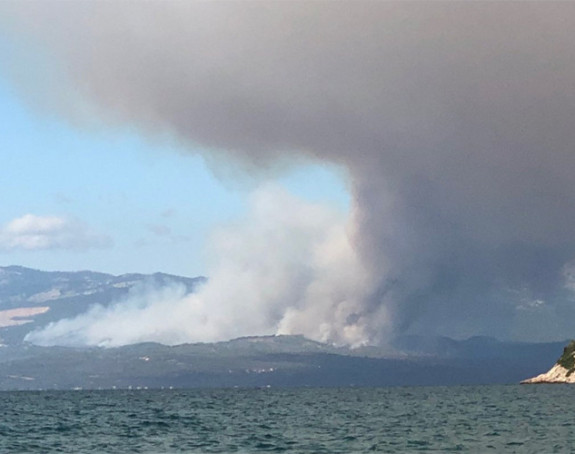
[0,66,349,277]
[3,1,575,347]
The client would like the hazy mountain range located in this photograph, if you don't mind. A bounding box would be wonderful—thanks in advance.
[0,266,567,390]
[0,265,205,345]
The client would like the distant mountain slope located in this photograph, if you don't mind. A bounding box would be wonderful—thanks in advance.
[0,335,567,390]
[0,266,570,389]
[0,266,205,344]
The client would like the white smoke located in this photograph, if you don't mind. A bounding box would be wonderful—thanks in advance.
[27,186,381,347]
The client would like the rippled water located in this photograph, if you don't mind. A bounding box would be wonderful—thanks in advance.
[1,385,574,453]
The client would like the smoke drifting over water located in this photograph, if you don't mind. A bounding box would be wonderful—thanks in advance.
[6,2,575,343]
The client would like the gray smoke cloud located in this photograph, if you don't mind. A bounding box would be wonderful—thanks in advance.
[4,1,575,343]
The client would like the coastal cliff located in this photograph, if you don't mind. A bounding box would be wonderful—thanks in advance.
[521,340,575,384]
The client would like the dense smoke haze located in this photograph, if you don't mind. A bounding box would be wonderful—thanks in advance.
[5,1,575,345]
[28,187,374,347]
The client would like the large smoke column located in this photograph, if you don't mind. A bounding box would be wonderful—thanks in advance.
[5,2,575,343]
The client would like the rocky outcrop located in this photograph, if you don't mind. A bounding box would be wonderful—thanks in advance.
[521,340,575,384]
[521,363,575,384]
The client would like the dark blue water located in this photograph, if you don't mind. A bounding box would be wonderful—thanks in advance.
[1,385,574,453]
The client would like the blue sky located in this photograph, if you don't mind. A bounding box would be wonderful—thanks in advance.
[0,75,349,277]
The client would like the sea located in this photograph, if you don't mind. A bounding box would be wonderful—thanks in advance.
[0,385,574,453]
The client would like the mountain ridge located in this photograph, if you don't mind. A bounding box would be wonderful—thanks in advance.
[0,334,565,390]
[0,265,206,345]
[0,265,570,389]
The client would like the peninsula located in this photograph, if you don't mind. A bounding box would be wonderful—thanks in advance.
[521,340,575,384]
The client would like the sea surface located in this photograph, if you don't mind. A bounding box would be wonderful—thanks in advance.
[0,385,574,453]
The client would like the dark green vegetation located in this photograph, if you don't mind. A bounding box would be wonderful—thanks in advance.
[0,335,566,390]
[557,340,575,376]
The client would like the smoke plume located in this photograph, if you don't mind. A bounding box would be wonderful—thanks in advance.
[28,187,376,347]
[5,1,575,343]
